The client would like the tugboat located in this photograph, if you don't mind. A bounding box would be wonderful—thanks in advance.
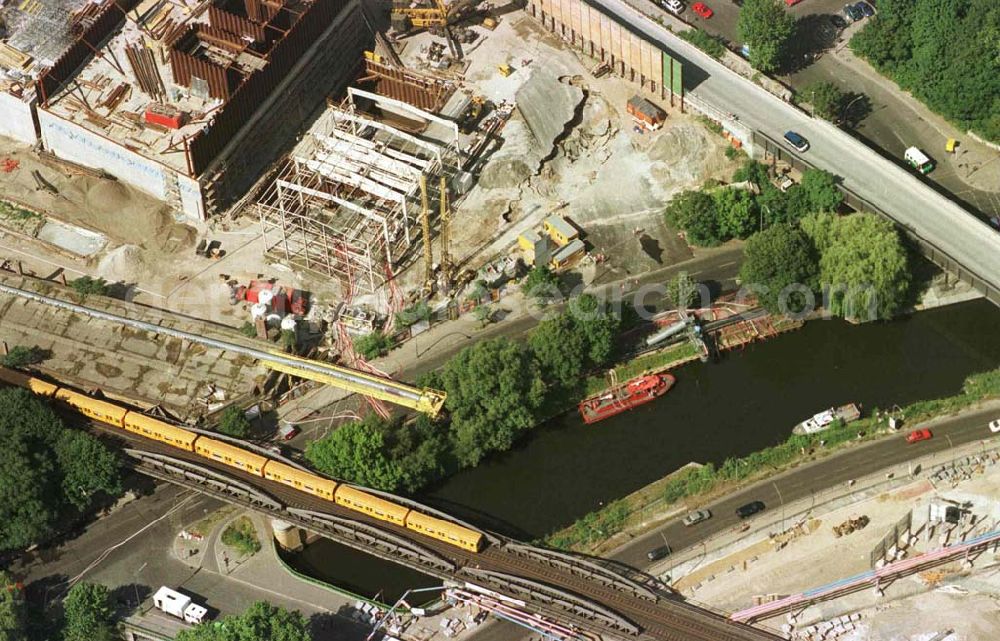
[578,374,675,424]
[792,403,862,435]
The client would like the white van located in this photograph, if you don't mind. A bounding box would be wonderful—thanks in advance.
[904,147,935,174]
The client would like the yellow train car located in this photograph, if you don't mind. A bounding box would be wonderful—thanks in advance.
[405,511,484,553]
[122,411,199,451]
[335,486,410,526]
[0,367,60,397]
[263,460,338,501]
[194,437,268,476]
[54,388,128,426]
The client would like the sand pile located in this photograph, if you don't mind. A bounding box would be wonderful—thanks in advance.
[97,244,149,283]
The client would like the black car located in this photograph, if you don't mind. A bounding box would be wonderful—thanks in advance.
[647,545,671,561]
[735,501,765,519]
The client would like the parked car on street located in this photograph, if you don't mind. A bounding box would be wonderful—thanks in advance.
[989,419,1000,433]
[736,501,765,519]
[660,0,683,14]
[843,3,863,22]
[905,428,933,444]
[857,1,875,17]
[783,130,810,152]
[682,509,712,526]
[647,545,671,561]
[692,2,713,18]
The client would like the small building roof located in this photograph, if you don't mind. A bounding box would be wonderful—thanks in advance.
[627,95,665,120]
[544,215,577,241]
[552,238,585,263]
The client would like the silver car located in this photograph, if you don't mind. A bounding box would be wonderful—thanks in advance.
[682,509,712,526]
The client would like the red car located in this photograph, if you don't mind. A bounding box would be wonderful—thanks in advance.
[785,0,803,5]
[692,2,713,18]
[905,428,932,444]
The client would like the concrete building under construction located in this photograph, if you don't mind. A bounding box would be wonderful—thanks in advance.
[0,0,368,222]
[256,87,461,296]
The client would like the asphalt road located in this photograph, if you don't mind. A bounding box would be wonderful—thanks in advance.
[592,0,1000,295]
[611,404,1000,570]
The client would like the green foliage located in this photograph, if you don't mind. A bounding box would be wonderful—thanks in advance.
[280,329,296,350]
[662,464,718,503]
[0,571,26,641]
[567,294,621,366]
[799,169,844,213]
[221,517,261,556]
[217,406,252,439]
[665,271,699,309]
[439,339,545,467]
[62,583,115,641]
[0,346,45,369]
[712,188,760,239]
[801,213,910,320]
[804,81,846,121]
[737,0,796,73]
[850,0,1000,142]
[522,266,560,302]
[530,315,588,389]
[472,304,493,327]
[0,389,121,551]
[395,301,432,329]
[547,500,631,549]
[740,224,819,313]
[68,276,109,298]
[306,414,447,493]
[697,116,724,136]
[177,601,311,641]
[353,330,396,360]
[664,190,724,246]
[679,28,727,58]
[237,321,258,338]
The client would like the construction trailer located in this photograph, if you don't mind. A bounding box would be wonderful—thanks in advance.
[5,0,367,222]
[626,95,666,130]
[256,88,461,297]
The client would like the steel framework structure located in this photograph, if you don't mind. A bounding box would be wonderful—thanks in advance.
[257,94,457,295]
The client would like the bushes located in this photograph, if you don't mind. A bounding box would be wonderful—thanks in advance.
[1,345,46,368]
[354,330,396,360]
[218,406,252,439]
[221,517,261,556]
[679,28,727,59]
[68,276,109,298]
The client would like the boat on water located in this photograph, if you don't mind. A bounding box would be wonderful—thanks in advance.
[792,403,862,435]
[578,374,675,424]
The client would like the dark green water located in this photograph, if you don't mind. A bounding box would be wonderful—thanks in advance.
[288,299,1000,599]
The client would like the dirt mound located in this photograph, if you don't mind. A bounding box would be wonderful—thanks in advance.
[97,244,149,283]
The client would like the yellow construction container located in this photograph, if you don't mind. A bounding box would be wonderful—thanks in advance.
[497,64,512,77]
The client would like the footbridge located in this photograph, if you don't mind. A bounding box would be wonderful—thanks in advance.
[0,282,446,416]
[111,438,782,641]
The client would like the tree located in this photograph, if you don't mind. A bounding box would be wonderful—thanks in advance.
[55,431,122,511]
[529,314,588,389]
[0,346,45,369]
[68,276,109,298]
[804,81,845,121]
[678,28,726,59]
[305,415,404,491]
[353,330,395,360]
[217,406,252,439]
[740,224,819,314]
[737,0,795,73]
[62,583,115,641]
[567,294,620,366]
[177,601,311,641]
[712,188,760,239]
[0,571,26,641]
[664,190,724,246]
[522,266,560,303]
[800,169,844,213]
[472,304,493,327]
[664,271,701,310]
[802,213,910,320]
[437,339,545,467]
[395,301,432,329]
[280,329,296,351]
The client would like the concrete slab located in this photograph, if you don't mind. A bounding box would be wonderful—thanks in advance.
[36,220,107,257]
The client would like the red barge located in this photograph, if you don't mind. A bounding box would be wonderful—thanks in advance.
[578,373,675,424]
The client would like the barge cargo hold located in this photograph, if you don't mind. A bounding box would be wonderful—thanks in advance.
[792,403,862,435]
[579,374,675,424]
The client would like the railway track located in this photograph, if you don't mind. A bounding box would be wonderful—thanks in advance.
[88,422,782,641]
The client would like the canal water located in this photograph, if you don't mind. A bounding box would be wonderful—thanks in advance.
[288,299,1000,600]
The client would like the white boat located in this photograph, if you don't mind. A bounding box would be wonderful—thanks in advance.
[793,403,861,435]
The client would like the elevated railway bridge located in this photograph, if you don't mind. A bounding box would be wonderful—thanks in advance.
[92,423,782,641]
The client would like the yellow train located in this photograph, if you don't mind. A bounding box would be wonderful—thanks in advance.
[0,368,484,553]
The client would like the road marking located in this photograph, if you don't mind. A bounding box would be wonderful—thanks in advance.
[136,562,147,574]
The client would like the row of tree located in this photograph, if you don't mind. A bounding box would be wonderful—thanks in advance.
[851,0,1000,142]
[664,162,844,247]
[0,388,122,552]
[305,293,621,492]
[1,577,119,641]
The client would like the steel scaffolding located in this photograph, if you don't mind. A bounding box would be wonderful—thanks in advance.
[257,94,456,295]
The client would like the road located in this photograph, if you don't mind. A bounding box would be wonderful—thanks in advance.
[591,0,1000,297]
[612,403,1000,569]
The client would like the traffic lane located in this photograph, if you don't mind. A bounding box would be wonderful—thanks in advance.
[594,0,1000,287]
[612,404,1000,569]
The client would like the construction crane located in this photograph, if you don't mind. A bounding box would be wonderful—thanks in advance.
[390,0,489,59]
[420,174,435,296]
[439,175,452,288]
